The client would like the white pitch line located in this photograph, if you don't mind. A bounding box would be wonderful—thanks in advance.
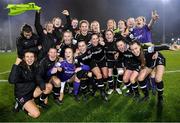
[165,70,180,73]
[0,71,10,75]
[0,80,8,82]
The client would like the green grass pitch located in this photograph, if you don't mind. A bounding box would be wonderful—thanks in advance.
[0,51,180,122]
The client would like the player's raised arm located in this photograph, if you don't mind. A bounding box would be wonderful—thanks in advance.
[62,10,71,31]
[148,10,159,29]
[8,58,22,84]
[34,11,44,37]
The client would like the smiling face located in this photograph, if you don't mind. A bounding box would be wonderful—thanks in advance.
[24,52,35,66]
[136,16,145,28]
[78,41,87,54]
[130,42,141,56]
[107,19,116,30]
[91,34,99,46]
[79,21,89,34]
[48,48,57,61]
[45,22,54,33]
[105,30,114,42]
[23,31,32,39]
[127,18,135,28]
[118,20,126,31]
[63,31,73,45]
[91,21,100,33]
[53,17,62,28]
[71,19,78,29]
[116,40,126,53]
[65,48,73,61]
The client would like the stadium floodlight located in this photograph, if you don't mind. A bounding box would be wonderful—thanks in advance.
[171,38,175,41]
[162,0,170,4]
[177,38,180,41]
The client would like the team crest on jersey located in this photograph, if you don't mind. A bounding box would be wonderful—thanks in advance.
[24,41,28,45]
[54,38,57,43]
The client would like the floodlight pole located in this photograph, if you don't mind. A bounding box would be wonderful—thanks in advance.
[7,0,13,50]
[162,1,166,44]
[8,14,13,50]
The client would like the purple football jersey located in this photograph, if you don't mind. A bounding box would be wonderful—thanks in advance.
[56,60,75,82]
[132,25,152,43]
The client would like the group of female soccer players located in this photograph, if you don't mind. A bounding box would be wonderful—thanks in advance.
[8,9,178,118]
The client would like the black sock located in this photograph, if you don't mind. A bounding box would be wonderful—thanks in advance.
[117,75,123,88]
[139,80,149,97]
[113,69,118,88]
[125,82,133,93]
[132,82,139,95]
[69,82,73,88]
[97,78,105,93]
[108,76,114,89]
[90,77,97,92]
[103,78,108,90]
[80,80,88,95]
[156,81,164,98]
[39,93,49,103]
[53,87,60,99]
[103,78,108,85]
[113,68,118,76]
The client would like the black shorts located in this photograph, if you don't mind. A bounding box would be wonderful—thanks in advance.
[107,60,116,68]
[126,65,141,72]
[76,70,89,80]
[89,60,98,70]
[147,53,166,69]
[95,58,107,68]
[116,60,124,68]
[15,91,34,107]
[155,53,166,67]
[146,59,156,69]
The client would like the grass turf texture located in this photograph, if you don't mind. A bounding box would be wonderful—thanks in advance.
[0,51,180,122]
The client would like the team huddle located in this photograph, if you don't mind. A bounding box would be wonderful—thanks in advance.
[8,9,179,118]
